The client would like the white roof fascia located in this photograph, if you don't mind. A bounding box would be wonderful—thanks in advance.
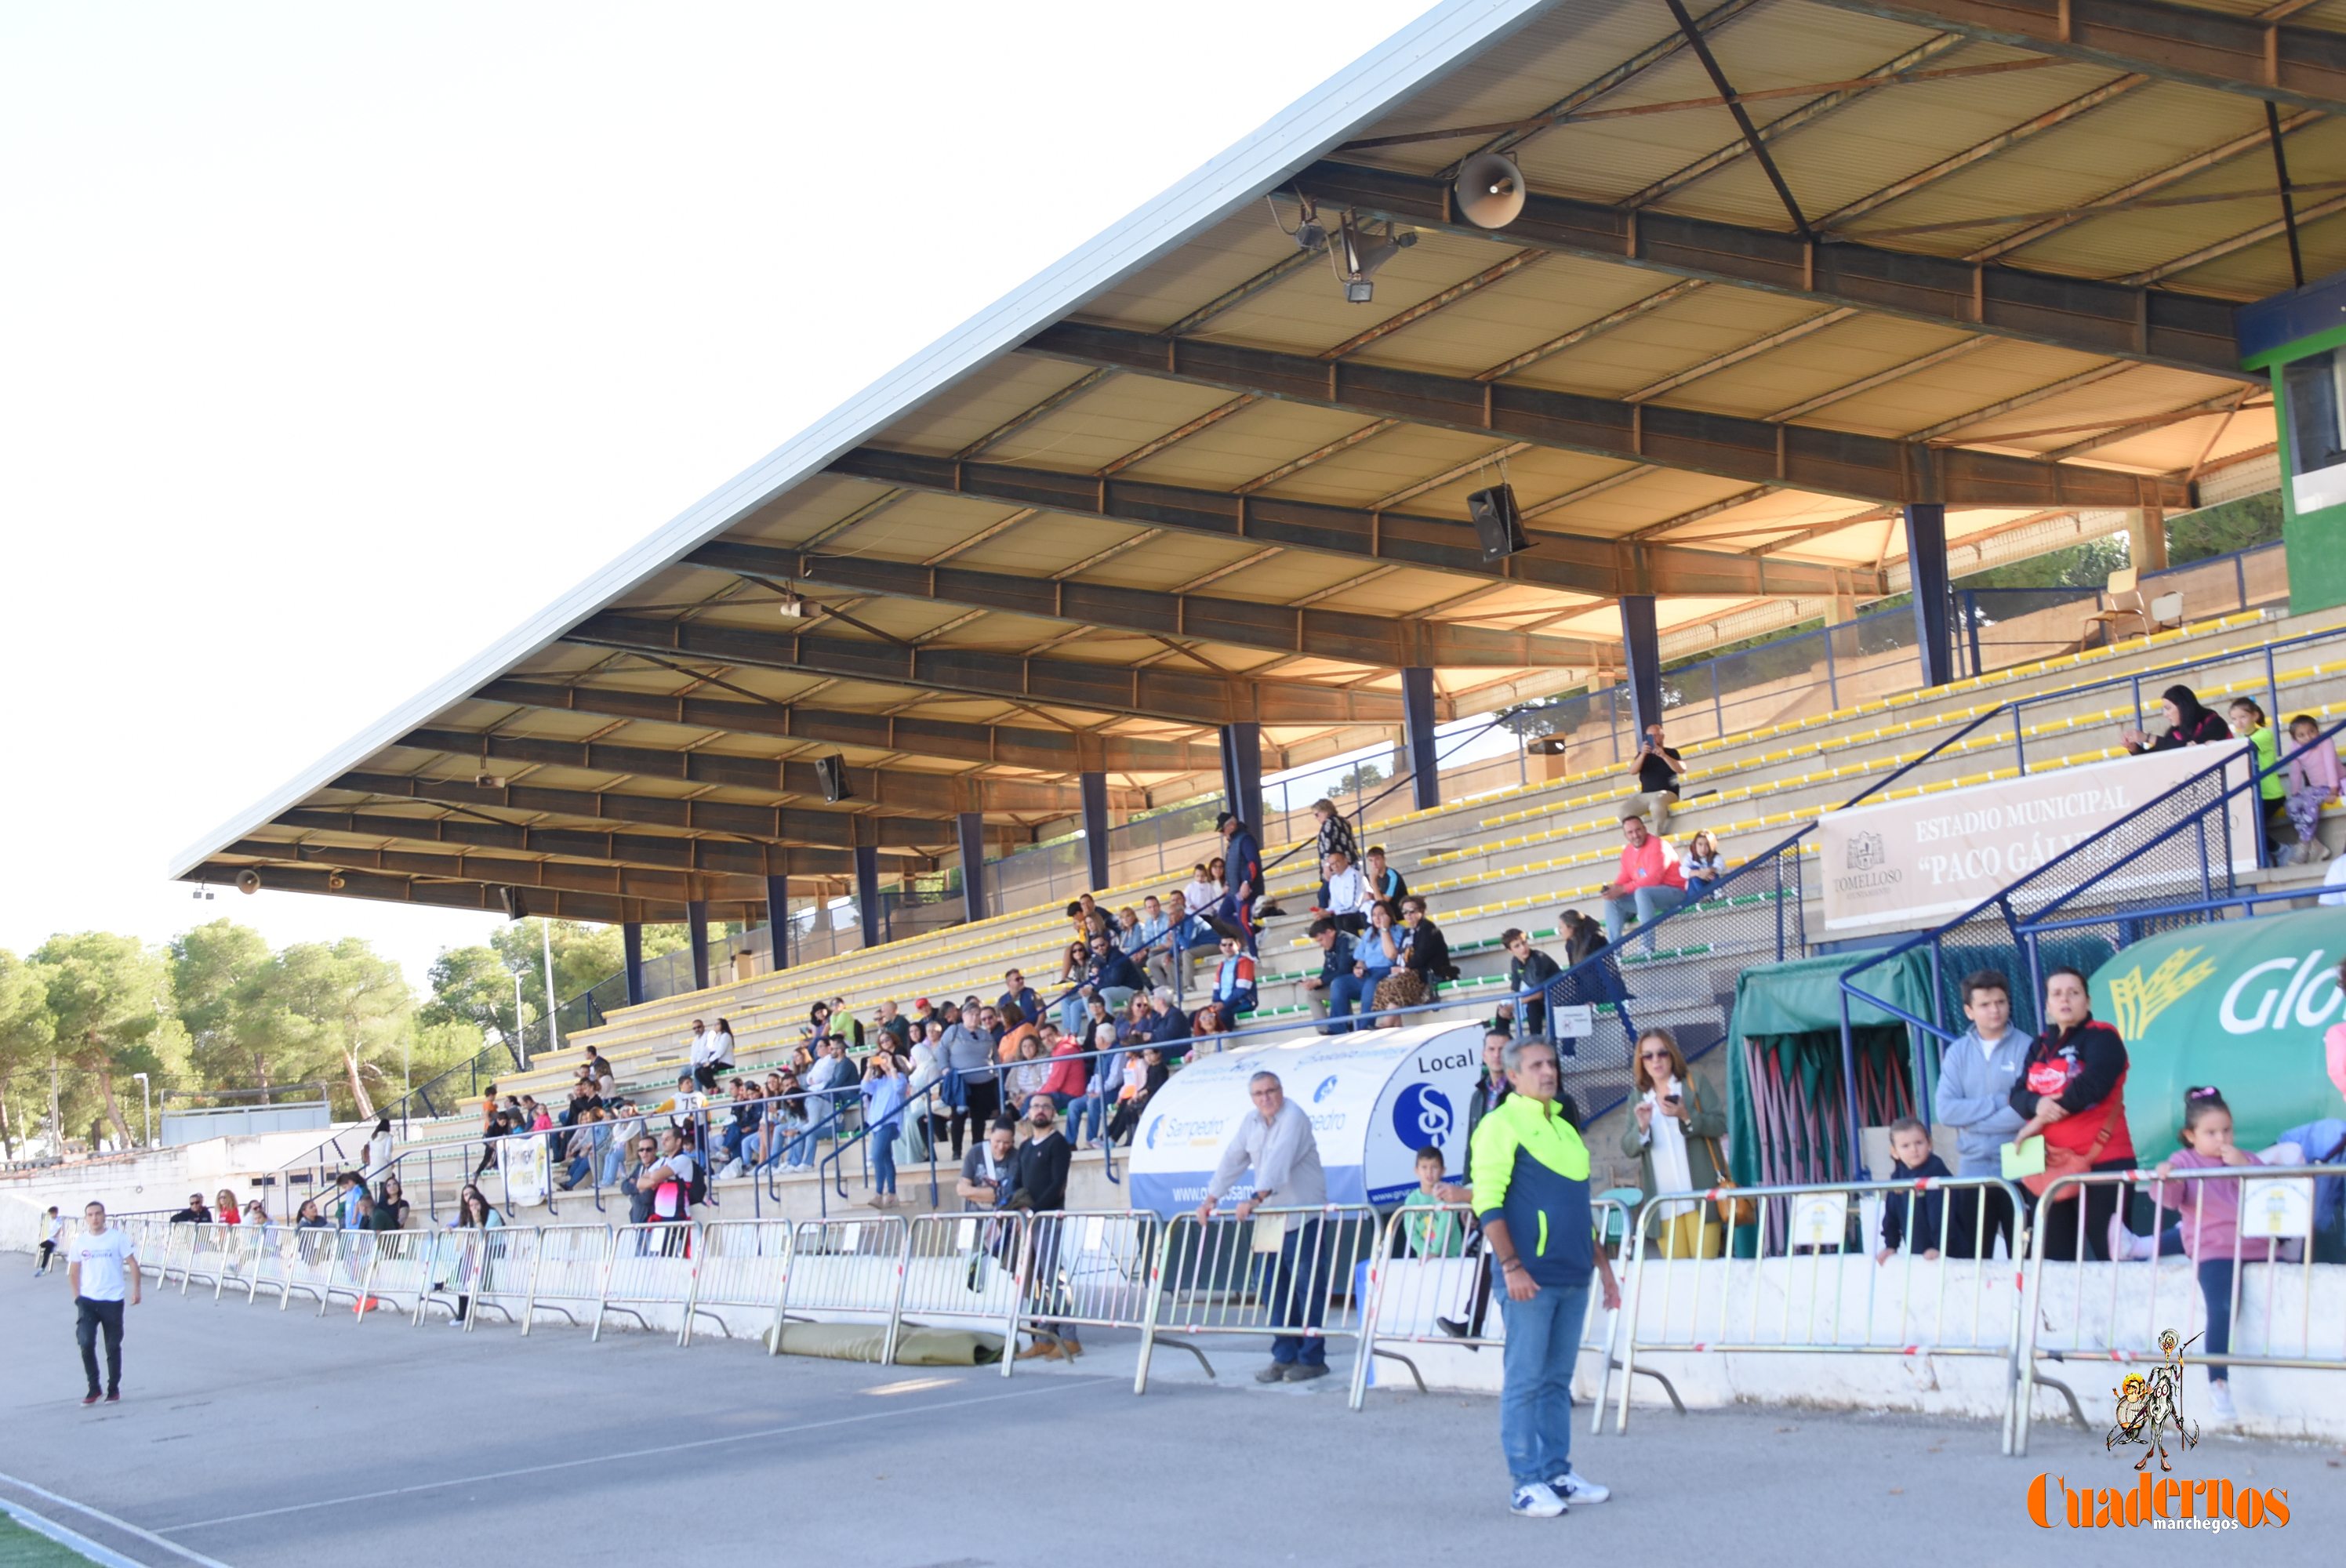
[171,0,1553,881]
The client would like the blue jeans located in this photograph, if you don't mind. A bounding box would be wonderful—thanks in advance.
[1319,972,1369,1032]
[871,1129,898,1195]
[598,1145,625,1186]
[1497,1279,1591,1488]
[1602,884,1683,943]
[1066,1091,1105,1146]
[1263,1218,1327,1367]
[2156,1230,2238,1378]
[563,1156,590,1188]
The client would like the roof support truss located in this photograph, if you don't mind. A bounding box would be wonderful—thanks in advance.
[1286,160,2246,381]
[182,861,758,926]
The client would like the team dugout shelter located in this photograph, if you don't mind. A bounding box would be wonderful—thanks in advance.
[176,0,2346,997]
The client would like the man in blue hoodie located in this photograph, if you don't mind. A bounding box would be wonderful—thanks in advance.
[1469,1037,1621,1519]
[1930,969,2030,1259]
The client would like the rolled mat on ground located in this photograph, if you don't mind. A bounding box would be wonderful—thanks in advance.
[764,1323,1004,1363]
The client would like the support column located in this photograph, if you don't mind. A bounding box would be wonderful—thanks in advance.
[1401,666,1441,811]
[622,922,646,1007]
[957,811,989,923]
[685,901,710,993]
[2127,507,2170,573]
[1902,503,1953,690]
[1619,596,1662,737]
[1080,771,1111,892]
[764,874,789,974]
[1219,721,1264,832]
[854,845,882,948]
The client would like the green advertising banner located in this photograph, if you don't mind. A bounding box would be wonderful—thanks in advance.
[2089,908,2346,1152]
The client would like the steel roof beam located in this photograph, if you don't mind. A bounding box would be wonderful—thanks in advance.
[828,447,1884,601]
[687,540,1614,670]
[266,811,866,883]
[1800,0,2346,117]
[473,677,1219,776]
[181,861,756,926]
[394,724,1095,816]
[229,835,786,899]
[326,769,1028,854]
[1287,160,2246,383]
[562,613,1422,728]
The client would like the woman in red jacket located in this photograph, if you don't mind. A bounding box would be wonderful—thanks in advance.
[2008,967,2135,1261]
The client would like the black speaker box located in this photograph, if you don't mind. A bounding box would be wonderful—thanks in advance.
[815,754,851,804]
[1466,483,1527,560]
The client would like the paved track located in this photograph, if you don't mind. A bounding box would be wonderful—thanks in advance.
[0,1267,2333,1566]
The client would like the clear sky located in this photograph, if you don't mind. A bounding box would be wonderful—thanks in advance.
[0,1,1436,989]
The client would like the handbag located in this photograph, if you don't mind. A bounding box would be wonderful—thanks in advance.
[2020,1080,2124,1201]
[1688,1079,1757,1228]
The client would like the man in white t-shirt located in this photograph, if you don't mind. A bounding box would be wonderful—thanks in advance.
[67,1201,139,1406]
[35,1206,64,1275]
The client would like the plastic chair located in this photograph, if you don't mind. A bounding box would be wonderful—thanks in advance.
[2081,568,2145,645]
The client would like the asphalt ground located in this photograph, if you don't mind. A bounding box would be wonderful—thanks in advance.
[0,1265,2337,1567]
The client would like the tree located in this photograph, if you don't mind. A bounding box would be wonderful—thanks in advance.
[0,950,56,1157]
[169,920,281,1098]
[34,932,179,1150]
[242,939,414,1120]
[423,943,523,1049]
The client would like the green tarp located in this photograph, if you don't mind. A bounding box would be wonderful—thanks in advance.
[1726,950,1935,1187]
[2089,906,2346,1152]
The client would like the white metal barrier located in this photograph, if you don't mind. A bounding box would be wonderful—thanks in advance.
[886,1211,1032,1375]
[276,1225,345,1310]
[176,1221,237,1295]
[1008,1208,1164,1367]
[151,1222,195,1289]
[522,1225,616,1336]
[212,1224,268,1301]
[594,1222,699,1341]
[1345,1197,1664,1425]
[2014,1163,2346,1455]
[685,1219,796,1348]
[772,1216,909,1359]
[1611,1176,2032,1446]
[459,1227,543,1332]
[354,1229,445,1323]
[1134,1205,1380,1392]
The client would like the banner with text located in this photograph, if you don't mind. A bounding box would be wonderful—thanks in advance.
[1817,741,2257,936]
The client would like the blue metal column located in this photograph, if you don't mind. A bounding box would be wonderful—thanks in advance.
[685,901,710,992]
[1619,595,1661,735]
[1401,666,1440,811]
[622,922,646,1006]
[854,845,882,948]
[957,811,989,922]
[764,874,789,974]
[1903,503,1953,689]
[1219,722,1264,831]
[1079,771,1111,892]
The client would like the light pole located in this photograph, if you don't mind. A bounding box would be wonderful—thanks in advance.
[539,917,563,1055]
[131,1072,152,1149]
[510,965,528,1066]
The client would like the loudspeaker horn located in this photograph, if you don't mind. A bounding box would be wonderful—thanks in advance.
[235,869,263,895]
[325,872,347,891]
[1455,153,1525,229]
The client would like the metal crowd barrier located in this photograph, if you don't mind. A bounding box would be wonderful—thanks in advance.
[1611,1176,2032,1446]
[521,1225,616,1335]
[1005,1208,1163,1367]
[1345,1197,1666,1428]
[151,1222,194,1290]
[458,1227,540,1330]
[210,1224,267,1301]
[1133,1204,1379,1392]
[683,1218,796,1348]
[277,1225,346,1311]
[176,1221,234,1295]
[357,1229,445,1322]
[773,1216,910,1359]
[594,1222,698,1341]
[888,1211,1033,1374]
[2013,1163,2346,1456]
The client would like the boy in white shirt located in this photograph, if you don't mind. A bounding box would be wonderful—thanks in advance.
[67,1201,139,1405]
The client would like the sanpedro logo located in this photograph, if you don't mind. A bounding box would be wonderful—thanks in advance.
[2025,1472,2289,1530]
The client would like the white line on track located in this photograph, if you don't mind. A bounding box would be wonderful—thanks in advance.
[154,1376,1103,1535]
[0,1473,234,1568]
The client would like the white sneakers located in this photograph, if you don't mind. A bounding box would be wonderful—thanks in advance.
[1509,1483,1566,1518]
[2206,1382,2238,1424]
[1510,1470,1607,1515]
[2105,1214,2156,1262]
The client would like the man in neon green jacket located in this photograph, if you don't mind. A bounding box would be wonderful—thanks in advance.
[1469,1037,1622,1519]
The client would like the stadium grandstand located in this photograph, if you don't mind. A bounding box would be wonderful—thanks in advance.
[15,2,2346,1552]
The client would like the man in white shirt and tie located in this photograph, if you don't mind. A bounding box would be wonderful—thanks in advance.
[1198,1072,1331,1384]
[67,1201,139,1405]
